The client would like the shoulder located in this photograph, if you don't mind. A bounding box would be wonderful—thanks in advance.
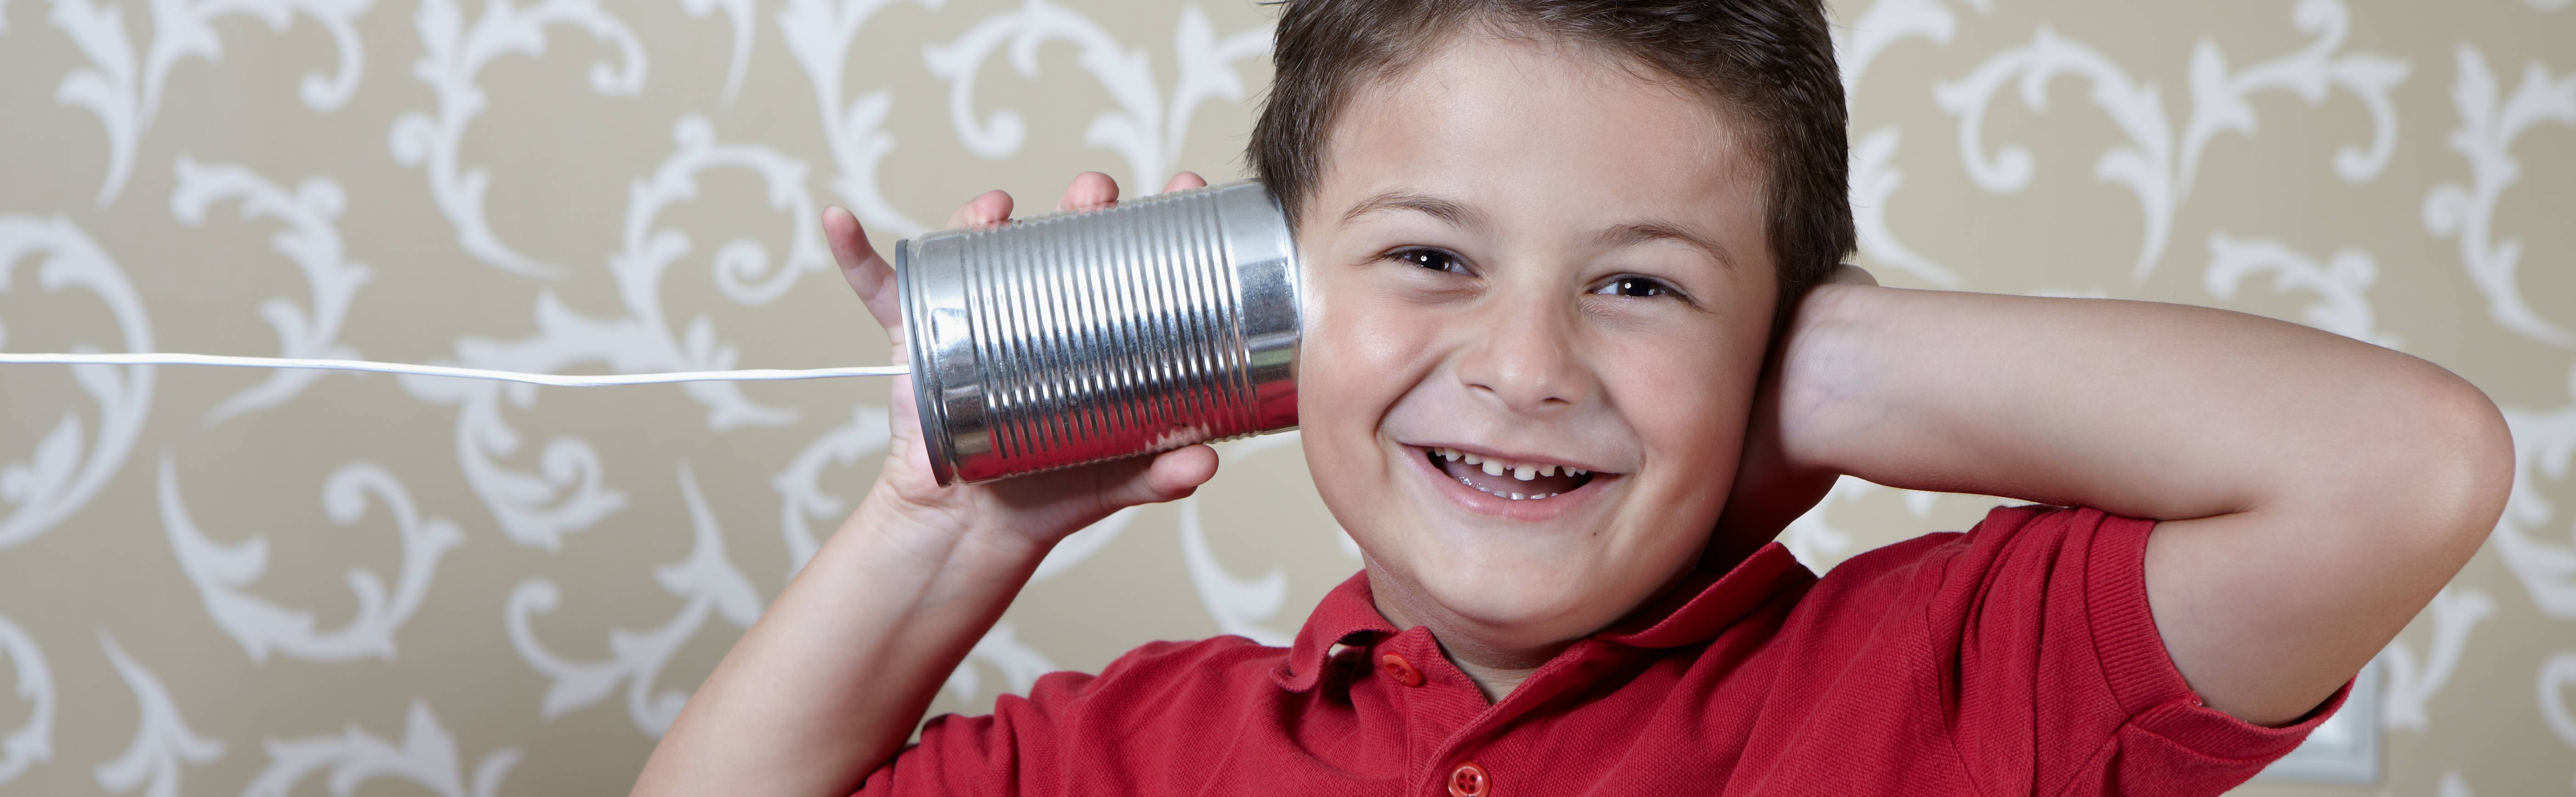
[1770,504,2151,652]
[1809,504,2144,595]
[1012,634,1290,721]
[875,636,1293,795]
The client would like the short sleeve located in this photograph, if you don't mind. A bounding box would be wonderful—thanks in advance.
[1926,504,2346,797]
[850,668,1089,797]
[850,635,1274,797]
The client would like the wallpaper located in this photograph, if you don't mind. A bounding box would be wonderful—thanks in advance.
[0,0,2569,794]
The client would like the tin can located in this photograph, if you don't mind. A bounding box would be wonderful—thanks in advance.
[895,179,1302,485]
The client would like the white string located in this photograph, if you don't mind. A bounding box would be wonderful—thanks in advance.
[0,352,906,386]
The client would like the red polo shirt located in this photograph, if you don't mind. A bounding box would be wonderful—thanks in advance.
[857,504,2342,796]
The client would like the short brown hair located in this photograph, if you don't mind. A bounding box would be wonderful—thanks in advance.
[1248,0,1853,322]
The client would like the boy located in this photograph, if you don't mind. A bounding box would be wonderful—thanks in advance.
[635,1,2513,794]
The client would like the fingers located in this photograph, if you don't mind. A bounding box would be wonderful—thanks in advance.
[1057,171,1120,212]
[822,206,903,336]
[1826,263,1879,287]
[1053,171,1204,216]
[946,189,1014,230]
[1098,445,1220,507]
[835,174,1209,370]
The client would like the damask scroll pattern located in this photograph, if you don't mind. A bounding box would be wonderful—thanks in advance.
[168,159,373,426]
[0,215,152,553]
[48,0,375,207]
[1936,0,2406,280]
[241,701,520,797]
[2431,42,2576,786]
[390,0,647,280]
[505,462,759,738]
[93,632,223,797]
[0,1,2569,794]
[159,454,462,664]
[402,115,821,552]
[0,614,53,788]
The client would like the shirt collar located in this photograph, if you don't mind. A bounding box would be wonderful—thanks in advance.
[1275,542,1812,692]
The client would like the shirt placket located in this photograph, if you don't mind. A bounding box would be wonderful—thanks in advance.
[1392,635,1637,797]
[1362,628,1486,795]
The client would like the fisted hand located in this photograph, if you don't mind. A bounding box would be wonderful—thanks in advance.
[1707,262,1876,556]
[819,171,1223,552]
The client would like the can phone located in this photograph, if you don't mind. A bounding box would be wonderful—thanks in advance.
[0,180,1300,485]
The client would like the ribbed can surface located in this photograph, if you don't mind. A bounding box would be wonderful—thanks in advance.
[895,180,1301,484]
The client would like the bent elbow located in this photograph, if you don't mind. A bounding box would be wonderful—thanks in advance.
[2383,376,2514,557]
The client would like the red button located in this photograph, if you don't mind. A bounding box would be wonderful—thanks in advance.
[1379,653,1423,687]
[1448,761,1490,797]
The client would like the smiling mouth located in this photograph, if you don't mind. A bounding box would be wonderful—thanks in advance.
[1421,446,1600,500]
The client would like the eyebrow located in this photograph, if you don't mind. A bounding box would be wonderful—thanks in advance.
[1337,191,1493,233]
[1594,222,1737,273]
[1336,190,1736,273]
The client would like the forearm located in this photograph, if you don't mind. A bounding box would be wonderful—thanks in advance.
[1769,283,2511,723]
[633,488,1050,797]
[1775,284,2493,524]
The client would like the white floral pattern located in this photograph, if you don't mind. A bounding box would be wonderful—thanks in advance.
[160,454,462,663]
[0,0,2568,793]
[0,613,54,788]
[0,215,153,552]
[1935,0,2406,279]
[92,632,223,797]
[240,700,519,797]
[48,0,376,207]
[504,461,759,738]
[168,158,374,425]
[2423,46,2576,348]
[391,0,647,280]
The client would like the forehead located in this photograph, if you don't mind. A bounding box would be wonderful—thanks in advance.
[1316,30,1761,228]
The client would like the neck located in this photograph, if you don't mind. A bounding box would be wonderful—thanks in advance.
[1358,546,1725,703]
[1429,634,1557,702]
[1362,561,1570,703]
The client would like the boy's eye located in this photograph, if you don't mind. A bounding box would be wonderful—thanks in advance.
[1391,248,1470,275]
[1593,276,1675,298]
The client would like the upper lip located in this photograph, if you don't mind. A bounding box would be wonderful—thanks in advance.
[1405,441,1617,474]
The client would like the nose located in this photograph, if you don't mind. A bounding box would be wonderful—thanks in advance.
[1452,290,1594,414]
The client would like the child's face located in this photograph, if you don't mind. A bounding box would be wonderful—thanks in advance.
[1297,33,1778,650]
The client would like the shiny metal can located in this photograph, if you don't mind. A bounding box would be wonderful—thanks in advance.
[895,179,1302,485]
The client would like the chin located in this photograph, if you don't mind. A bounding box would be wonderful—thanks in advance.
[1398,545,1617,641]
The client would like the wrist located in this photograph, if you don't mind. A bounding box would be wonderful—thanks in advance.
[843,484,1056,583]
[1770,282,1889,471]
[1796,280,1880,325]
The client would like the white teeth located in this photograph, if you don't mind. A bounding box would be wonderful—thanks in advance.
[1436,447,1598,486]
[1509,492,1525,500]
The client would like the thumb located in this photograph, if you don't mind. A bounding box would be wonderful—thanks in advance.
[823,206,904,341]
[1825,263,1878,287]
[1094,444,1220,508]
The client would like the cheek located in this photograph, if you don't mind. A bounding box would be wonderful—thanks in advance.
[1296,271,1446,497]
[1297,269,1447,432]
[1604,320,1769,512]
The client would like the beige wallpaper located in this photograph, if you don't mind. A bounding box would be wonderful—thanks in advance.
[0,0,2569,794]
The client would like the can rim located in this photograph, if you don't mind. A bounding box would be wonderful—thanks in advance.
[895,238,958,486]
